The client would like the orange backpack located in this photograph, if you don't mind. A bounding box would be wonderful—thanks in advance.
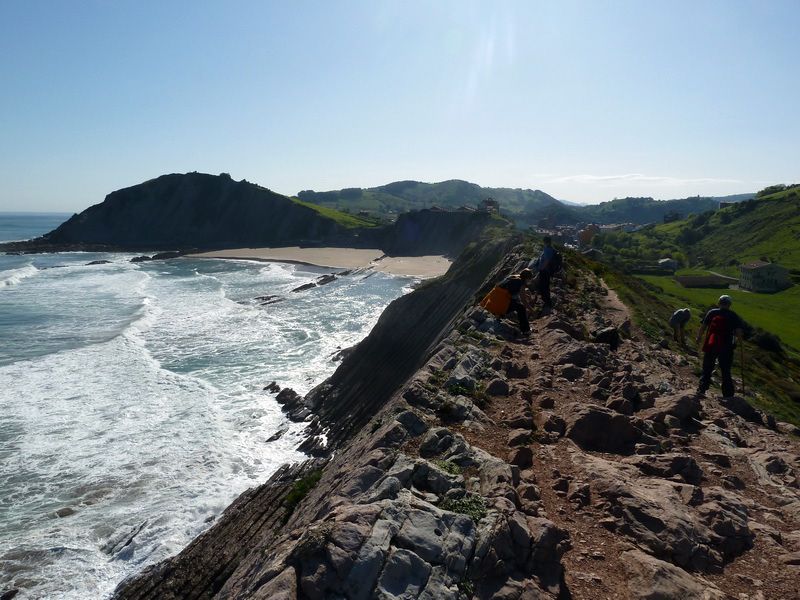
[480,286,512,316]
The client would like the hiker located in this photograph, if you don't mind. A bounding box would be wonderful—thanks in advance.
[696,295,744,398]
[529,236,559,314]
[669,307,691,346]
[499,268,534,336]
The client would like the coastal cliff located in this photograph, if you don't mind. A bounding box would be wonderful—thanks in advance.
[29,173,346,250]
[112,241,800,599]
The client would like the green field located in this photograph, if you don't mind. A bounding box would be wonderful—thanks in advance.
[641,275,800,354]
[290,198,381,228]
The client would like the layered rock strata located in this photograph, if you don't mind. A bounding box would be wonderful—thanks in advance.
[114,246,800,600]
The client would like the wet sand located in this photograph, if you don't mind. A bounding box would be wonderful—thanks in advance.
[188,247,452,278]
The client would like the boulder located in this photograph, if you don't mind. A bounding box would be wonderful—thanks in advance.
[640,392,700,424]
[621,550,727,599]
[559,363,584,381]
[606,397,634,416]
[292,282,317,293]
[264,381,281,393]
[565,405,642,453]
[316,274,336,286]
[508,447,533,469]
[719,395,764,424]
[504,361,530,379]
[251,566,297,600]
[623,454,703,485]
[376,548,431,598]
[419,428,455,458]
[486,378,510,397]
[589,457,753,573]
[508,429,532,447]
[395,411,428,436]
[502,407,534,430]
[555,344,590,367]
[776,421,800,436]
[542,414,566,437]
[592,326,620,350]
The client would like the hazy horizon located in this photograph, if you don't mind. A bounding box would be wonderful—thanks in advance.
[0,172,761,216]
[2,1,798,212]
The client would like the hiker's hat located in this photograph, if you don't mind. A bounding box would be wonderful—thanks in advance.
[718,294,732,306]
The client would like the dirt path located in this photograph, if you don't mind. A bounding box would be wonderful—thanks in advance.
[455,271,800,599]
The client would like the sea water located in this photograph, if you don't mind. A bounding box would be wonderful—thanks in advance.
[0,214,411,599]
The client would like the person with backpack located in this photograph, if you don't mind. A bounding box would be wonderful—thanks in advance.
[669,307,691,346]
[695,295,744,398]
[498,268,535,336]
[529,236,561,315]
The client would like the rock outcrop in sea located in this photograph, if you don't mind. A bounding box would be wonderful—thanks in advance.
[112,242,800,599]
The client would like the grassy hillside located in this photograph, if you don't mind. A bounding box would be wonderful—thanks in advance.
[298,180,753,228]
[595,185,800,274]
[297,180,567,228]
[290,198,381,228]
[579,195,725,224]
[640,275,800,353]
[687,187,800,270]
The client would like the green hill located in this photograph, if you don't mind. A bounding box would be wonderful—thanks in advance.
[578,194,751,225]
[297,179,570,228]
[298,180,753,228]
[594,185,800,274]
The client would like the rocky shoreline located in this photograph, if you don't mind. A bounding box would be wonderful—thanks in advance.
[112,242,800,600]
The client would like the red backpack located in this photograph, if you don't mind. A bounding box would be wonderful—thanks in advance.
[703,313,729,352]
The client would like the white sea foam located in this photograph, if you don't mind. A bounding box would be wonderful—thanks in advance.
[0,264,39,288]
[0,253,410,598]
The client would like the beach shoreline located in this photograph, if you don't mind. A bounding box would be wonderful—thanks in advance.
[188,247,453,278]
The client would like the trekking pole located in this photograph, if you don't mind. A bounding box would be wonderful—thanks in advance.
[740,344,746,396]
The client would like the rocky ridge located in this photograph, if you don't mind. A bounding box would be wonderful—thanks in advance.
[113,246,800,600]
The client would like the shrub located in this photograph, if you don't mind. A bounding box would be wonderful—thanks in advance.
[283,470,323,519]
[439,494,487,522]
[751,329,784,354]
[433,460,462,475]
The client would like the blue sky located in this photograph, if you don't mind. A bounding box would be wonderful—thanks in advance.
[1,0,798,212]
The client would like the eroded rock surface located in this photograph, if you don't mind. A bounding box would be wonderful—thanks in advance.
[113,245,800,600]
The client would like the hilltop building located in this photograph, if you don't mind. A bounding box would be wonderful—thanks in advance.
[740,261,791,292]
[481,198,499,213]
[658,257,679,272]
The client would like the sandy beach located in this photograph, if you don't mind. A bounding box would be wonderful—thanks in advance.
[188,247,452,278]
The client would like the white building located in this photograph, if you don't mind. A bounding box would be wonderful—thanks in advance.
[740,261,791,292]
[658,257,679,271]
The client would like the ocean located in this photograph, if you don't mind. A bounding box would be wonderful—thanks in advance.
[0,213,411,599]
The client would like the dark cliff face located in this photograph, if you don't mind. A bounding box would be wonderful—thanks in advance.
[373,209,494,257]
[300,232,519,452]
[41,173,344,249]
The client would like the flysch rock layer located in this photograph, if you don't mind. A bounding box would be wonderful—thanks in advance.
[112,243,800,600]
